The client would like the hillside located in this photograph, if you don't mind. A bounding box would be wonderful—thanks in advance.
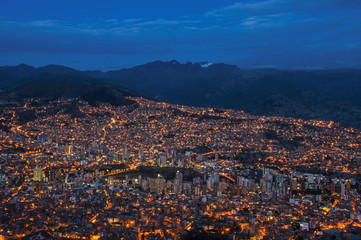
[1,61,361,129]
[87,62,361,129]
[0,65,140,107]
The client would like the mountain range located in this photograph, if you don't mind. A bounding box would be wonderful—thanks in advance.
[0,64,139,107]
[1,61,361,129]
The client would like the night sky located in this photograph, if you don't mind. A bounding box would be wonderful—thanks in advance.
[1,0,361,70]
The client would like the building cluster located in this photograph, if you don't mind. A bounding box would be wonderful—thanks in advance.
[0,97,361,239]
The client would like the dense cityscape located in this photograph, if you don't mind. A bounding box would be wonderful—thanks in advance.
[1,97,361,239]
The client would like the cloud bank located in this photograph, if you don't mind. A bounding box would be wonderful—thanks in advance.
[0,0,360,69]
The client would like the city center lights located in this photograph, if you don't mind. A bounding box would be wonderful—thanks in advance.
[1,97,361,239]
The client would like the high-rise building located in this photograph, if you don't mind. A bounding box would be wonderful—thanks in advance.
[173,181,181,194]
[218,181,227,193]
[159,153,167,166]
[138,146,144,160]
[166,180,173,192]
[183,182,192,195]
[148,178,156,192]
[171,146,177,160]
[122,145,128,160]
[341,182,346,198]
[307,174,315,183]
[33,167,42,182]
[177,159,183,168]
[141,179,148,191]
[138,175,142,186]
[156,178,166,194]
[195,186,201,196]
[67,144,73,155]
[291,178,298,191]
[237,176,245,187]
[176,171,183,184]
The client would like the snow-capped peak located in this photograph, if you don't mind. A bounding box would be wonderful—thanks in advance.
[201,62,213,68]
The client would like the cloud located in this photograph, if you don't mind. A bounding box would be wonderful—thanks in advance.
[239,13,294,28]
[133,19,180,26]
[0,0,360,69]
[206,0,361,19]
[0,17,199,37]
[121,18,143,23]
[28,20,62,27]
[0,0,359,39]
[206,0,286,16]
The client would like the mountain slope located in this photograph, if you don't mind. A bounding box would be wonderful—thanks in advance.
[1,62,361,129]
[0,67,140,107]
[0,64,36,89]
[87,60,240,98]
[87,63,361,129]
[159,68,361,129]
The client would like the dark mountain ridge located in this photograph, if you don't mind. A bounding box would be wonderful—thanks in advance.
[1,61,361,129]
[0,64,140,107]
[86,60,240,97]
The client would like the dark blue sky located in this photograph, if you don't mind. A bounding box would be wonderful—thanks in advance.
[1,0,361,70]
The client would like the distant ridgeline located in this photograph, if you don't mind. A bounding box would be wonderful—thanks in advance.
[1,61,361,129]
